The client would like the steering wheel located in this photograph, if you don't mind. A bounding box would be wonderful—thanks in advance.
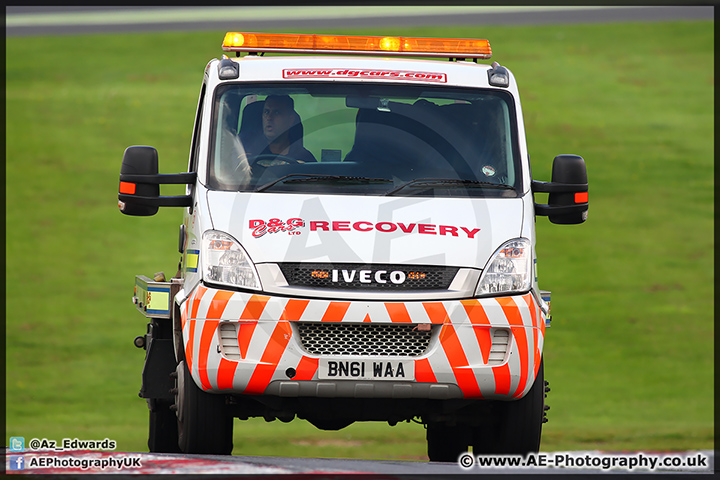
[234,153,302,176]
[249,154,302,167]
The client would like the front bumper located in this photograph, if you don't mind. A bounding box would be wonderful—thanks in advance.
[180,285,545,400]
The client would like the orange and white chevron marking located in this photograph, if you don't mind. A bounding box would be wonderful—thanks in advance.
[180,285,545,400]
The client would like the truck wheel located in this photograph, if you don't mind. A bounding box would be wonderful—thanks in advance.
[475,359,544,455]
[426,424,470,462]
[147,399,181,453]
[175,360,233,455]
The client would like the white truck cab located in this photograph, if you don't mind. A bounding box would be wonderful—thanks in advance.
[119,32,588,461]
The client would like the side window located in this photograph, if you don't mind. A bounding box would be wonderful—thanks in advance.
[188,83,207,176]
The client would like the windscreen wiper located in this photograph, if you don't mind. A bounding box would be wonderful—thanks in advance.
[256,174,392,192]
[385,178,515,196]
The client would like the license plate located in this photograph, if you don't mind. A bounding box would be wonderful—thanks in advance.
[318,359,415,381]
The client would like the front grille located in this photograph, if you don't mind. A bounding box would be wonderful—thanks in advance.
[279,263,458,291]
[298,322,433,356]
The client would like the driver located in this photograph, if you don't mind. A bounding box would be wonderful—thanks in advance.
[260,95,316,163]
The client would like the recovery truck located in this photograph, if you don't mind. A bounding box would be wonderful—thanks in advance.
[118,31,588,462]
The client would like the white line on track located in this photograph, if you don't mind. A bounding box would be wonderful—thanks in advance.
[4,6,631,27]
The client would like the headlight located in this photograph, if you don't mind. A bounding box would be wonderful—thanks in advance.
[476,238,532,296]
[202,230,261,290]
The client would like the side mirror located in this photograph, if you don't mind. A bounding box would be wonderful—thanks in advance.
[532,154,588,225]
[118,146,196,216]
[119,146,160,216]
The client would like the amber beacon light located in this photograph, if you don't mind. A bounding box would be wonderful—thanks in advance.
[222,32,492,59]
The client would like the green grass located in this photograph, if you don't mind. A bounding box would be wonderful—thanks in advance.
[5,20,713,458]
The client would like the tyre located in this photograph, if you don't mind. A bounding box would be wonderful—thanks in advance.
[426,423,471,462]
[474,359,545,455]
[175,360,233,455]
[147,398,181,453]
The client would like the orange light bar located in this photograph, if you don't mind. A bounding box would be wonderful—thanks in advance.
[222,32,492,59]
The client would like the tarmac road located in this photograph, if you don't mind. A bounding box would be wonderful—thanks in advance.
[5,5,714,36]
[6,448,715,475]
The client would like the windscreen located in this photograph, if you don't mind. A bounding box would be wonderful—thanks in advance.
[208,83,521,197]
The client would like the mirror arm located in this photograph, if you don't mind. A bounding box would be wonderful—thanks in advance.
[531,180,588,194]
[534,203,588,217]
[119,172,197,185]
[118,193,193,208]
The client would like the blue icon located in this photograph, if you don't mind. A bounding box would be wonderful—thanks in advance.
[9,437,25,452]
[9,455,25,470]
